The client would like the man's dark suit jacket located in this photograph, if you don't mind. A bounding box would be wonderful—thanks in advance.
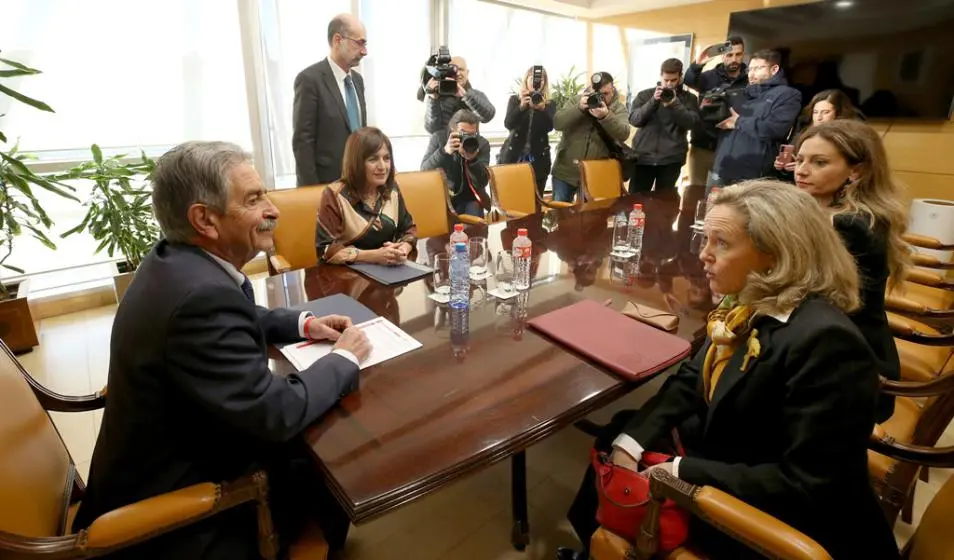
[624,297,899,560]
[73,240,359,559]
[293,58,367,186]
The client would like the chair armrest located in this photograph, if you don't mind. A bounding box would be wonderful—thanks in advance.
[457,214,486,226]
[542,199,576,209]
[885,294,927,315]
[504,210,529,219]
[907,268,954,290]
[912,252,954,270]
[269,254,292,275]
[636,471,830,560]
[83,471,277,558]
[880,370,954,397]
[28,377,106,413]
[904,233,954,251]
[869,434,954,468]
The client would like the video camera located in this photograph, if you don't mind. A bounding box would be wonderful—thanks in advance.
[425,46,459,97]
[530,65,544,105]
[699,86,744,125]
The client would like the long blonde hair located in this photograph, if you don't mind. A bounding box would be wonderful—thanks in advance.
[795,120,910,288]
[522,66,550,104]
[714,181,861,316]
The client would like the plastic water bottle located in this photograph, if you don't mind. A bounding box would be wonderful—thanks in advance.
[512,228,532,291]
[449,223,468,252]
[450,305,469,361]
[627,204,646,258]
[450,242,470,309]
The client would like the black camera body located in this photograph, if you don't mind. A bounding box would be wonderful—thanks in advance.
[659,86,676,103]
[530,65,544,105]
[699,86,744,125]
[425,46,459,97]
[457,132,481,154]
[585,91,603,109]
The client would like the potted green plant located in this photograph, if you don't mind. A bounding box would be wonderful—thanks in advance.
[59,145,158,303]
[0,56,78,353]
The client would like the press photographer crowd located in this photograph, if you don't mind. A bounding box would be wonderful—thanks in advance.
[292,13,845,210]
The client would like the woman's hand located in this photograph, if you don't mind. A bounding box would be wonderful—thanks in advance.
[774,159,796,172]
[519,89,531,109]
[610,447,640,472]
[367,246,407,266]
[384,241,413,257]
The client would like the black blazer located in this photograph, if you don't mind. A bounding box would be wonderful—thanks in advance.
[293,58,368,186]
[835,212,899,422]
[74,241,359,559]
[623,297,898,560]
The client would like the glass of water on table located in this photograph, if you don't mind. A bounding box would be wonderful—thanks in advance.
[432,254,451,302]
[469,237,489,280]
[494,251,516,296]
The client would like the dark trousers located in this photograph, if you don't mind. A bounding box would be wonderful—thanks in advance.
[452,196,485,218]
[628,163,683,194]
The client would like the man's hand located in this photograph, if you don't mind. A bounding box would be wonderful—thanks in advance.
[610,447,640,472]
[456,83,466,98]
[578,92,590,112]
[426,78,440,99]
[643,461,676,478]
[334,326,372,363]
[717,108,739,130]
[695,44,714,66]
[588,104,610,120]
[444,132,461,155]
[307,315,353,342]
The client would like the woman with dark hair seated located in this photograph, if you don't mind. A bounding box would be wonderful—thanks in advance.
[560,181,899,560]
[794,119,909,422]
[316,127,417,265]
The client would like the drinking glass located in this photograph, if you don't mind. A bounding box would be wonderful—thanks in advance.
[432,254,451,299]
[610,212,633,258]
[469,237,489,279]
[694,200,707,226]
[689,226,707,256]
[494,251,516,296]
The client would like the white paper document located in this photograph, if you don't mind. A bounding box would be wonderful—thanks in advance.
[279,317,422,371]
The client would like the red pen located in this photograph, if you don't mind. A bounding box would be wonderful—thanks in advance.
[296,339,320,349]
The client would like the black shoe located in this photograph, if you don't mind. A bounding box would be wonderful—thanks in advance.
[556,546,588,560]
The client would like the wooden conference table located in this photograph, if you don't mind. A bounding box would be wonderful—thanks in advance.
[257,188,716,549]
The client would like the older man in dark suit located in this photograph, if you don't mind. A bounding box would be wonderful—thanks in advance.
[73,141,372,559]
[293,13,368,186]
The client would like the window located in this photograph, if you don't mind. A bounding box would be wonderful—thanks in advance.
[448,0,587,136]
[0,0,251,154]
[592,24,629,104]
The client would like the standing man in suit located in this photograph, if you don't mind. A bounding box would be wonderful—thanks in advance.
[293,13,368,186]
[74,141,372,559]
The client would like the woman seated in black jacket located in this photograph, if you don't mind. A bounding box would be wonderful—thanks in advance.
[562,181,899,560]
[793,119,909,422]
[498,65,556,196]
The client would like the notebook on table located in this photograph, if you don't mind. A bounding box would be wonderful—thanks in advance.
[346,260,432,286]
[528,299,692,382]
[292,293,377,324]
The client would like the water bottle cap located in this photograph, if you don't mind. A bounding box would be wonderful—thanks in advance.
[454,242,467,252]
[633,203,643,210]
[517,228,528,236]
[453,224,464,232]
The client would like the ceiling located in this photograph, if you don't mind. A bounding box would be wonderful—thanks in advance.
[485,0,713,19]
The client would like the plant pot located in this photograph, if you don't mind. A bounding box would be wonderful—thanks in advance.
[113,261,136,303]
[0,278,39,354]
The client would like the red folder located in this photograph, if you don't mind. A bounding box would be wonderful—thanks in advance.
[528,299,692,382]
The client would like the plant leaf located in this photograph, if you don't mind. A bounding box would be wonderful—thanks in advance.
[0,57,42,73]
[91,144,103,165]
[0,83,54,112]
[0,263,25,274]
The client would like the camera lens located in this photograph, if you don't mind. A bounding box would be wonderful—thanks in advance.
[530,91,543,105]
[586,92,602,109]
[660,88,675,103]
[461,135,479,154]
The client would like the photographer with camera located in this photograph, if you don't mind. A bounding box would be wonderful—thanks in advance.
[684,36,748,186]
[628,58,700,193]
[551,72,631,203]
[421,49,496,135]
[712,49,802,186]
[499,65,556,196]
[421,109,491,218]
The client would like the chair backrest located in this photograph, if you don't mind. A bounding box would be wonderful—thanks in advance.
[395,170,452,239]
[268,185,327,273]
[910,465,954,560]
[580,159,623,201]
[489,163,538,216]
[0,340,74,538]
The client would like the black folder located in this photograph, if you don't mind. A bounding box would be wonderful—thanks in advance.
[346,261,432,286]
[292,293,377,324]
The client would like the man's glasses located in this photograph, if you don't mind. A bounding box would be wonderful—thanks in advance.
[340,35,368,49]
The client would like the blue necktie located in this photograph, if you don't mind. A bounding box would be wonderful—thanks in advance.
[241,276,255,303]
[343,75,361,131]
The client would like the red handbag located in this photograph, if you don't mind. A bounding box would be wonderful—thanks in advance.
[591,448,690,551]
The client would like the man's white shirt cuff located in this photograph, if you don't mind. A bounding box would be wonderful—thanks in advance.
[612,433,644,463]
[332,349,360,366]
[298,312,313,338]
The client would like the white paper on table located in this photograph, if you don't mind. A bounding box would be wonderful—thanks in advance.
[279,317,422,371]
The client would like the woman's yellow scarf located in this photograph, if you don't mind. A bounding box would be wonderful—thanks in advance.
[702,296,761,403]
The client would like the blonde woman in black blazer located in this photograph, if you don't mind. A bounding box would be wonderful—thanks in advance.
[562,181,899,560]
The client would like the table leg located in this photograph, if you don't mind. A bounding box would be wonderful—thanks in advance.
[510,451,530,551]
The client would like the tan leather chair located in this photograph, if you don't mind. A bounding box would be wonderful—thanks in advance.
[579,159,625,202]
[267,184,327,275]
[395,169,484,239]
[590,471,831,560]
[0,339,325,559]
[488,163,574,220]
[869,435,954,559]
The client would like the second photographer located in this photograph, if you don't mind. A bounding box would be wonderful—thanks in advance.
[628,58,700,193]
[551,71,630,203]
[499,65,556,196]
[422,51,496,134]
[421,109,491,218]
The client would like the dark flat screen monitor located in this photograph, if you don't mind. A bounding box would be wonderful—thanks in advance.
[727,0,954,119]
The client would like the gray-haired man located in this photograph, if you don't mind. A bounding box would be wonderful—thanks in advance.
[74,141,369,558]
